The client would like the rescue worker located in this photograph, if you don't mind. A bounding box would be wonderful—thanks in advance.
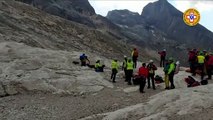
[197,52,205,80]
[168,57,176,89]
[122,56,128,82]
[126,59,134,85]
[163,60,170,90]
[158,49,166,67]
[95,60,105,72]
[207,52,213,80]
[188,49,197,76]
[147,60,157,90]
[131,48,139,68]
[111,59,119,83]
[79,53,90,66]
[138,63,149,93]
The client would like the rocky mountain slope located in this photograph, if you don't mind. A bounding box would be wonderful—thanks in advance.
[0,0,130,60]
[16,0,96,27]
[1,0,213,120]
[15,0,162,62]
[141,0,213,48]
[107,0,213,64]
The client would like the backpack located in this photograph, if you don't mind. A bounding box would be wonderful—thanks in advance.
[133,50,138,57]
[154,75,164,83]
[174,62,180,74]
[80,55,84,60]
[201,79,208,85]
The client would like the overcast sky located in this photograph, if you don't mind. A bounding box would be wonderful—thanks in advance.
[89,0,213,32]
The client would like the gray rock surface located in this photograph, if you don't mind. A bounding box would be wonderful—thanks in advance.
[0,42,114,96]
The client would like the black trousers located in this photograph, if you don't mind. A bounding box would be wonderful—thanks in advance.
[81,61,86,66]
[139,76,146,92]
[169,72,175,89]
[126,70,133,84]
[207,65,213,79]
[124,68,127,81]
[132,56,137,68]
[198,63,204,80]
[147,73,155,89]
[189,61,196,76]
[160,56,165,67]
[111,69,117,82]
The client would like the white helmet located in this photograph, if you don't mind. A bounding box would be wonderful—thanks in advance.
[149,60,153,63]
[176,61,180,65]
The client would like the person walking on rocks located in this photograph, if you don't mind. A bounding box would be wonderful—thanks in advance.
[131,48,139,68]
[111,59,119,83]
[126,58,134,85]
[147,60,157,90]
[138,63,149,93]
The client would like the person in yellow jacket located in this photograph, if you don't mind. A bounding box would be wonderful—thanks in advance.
[197,52,205,80]
[95,60,105,72]
[168,57,176,89]
[163,60,170,90]
[111,59,119,83]
[126,59,134,85]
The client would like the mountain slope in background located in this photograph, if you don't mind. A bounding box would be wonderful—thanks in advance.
[12,0,213,63]
[142,0,213,48]
[107,0,213,64]
[16,0,96,27]
[0,0,130,60]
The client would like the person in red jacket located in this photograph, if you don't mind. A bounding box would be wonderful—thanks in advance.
[158,49,166,67]
[207,53,213,79]
[138,63,149,93]
[188,49,197,76]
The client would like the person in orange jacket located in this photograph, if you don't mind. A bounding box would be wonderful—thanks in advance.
[158,49,166,67]
[131,48,139,68]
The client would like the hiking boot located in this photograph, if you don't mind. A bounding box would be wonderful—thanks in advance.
[165,87,170,90]
[147,86,151,89]
[113,81,116,83]
[170,86,175,89]
[128,82,132,85]
[140,91,145,93]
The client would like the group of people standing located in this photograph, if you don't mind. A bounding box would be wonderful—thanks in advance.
[188,49,213,80]
[121,48,176,93]
[79,47,179,94]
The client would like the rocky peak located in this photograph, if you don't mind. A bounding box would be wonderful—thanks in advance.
[16,0,96,27]
[106,9,145,27]
[141,0,213,49]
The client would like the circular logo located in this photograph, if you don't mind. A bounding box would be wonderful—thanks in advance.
[183,8,200,26]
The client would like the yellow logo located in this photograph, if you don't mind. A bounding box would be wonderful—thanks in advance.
[183,8,200,26]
